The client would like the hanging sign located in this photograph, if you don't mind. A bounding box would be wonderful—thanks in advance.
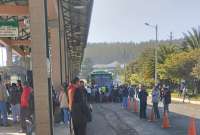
[0,19,18,37]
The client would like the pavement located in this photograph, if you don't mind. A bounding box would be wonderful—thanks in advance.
[87,102,200,135]
[1,101,200,135]
[171,97,200,105]
[149,94,200,105]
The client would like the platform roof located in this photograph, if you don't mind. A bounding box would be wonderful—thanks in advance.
[0,0,93,74]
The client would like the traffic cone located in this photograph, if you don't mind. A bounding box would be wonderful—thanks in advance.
[148,108,155,122]
[188,117,197,135]
[133,99,138,113]
[128,97,131,110]
[162,112,170,128]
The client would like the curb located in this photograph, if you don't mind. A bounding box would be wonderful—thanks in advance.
[148,95,200,105]
[171,97,200,105]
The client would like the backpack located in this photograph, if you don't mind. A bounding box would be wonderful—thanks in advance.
[72,88,92,124]
[28,91,34,113]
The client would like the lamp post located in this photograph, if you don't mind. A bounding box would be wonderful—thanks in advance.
[145,23,158,85]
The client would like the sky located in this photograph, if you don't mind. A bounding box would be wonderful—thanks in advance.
[88,0,200,43]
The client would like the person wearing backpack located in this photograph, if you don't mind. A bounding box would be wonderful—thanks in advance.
[9,83,21,124]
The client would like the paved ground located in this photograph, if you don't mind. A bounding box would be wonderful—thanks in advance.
[1,101,200,135]
[87,102,200,135]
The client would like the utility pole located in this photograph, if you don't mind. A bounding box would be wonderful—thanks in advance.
[155,24,158,85]
[170,32,173,45]
[145,22,158,85]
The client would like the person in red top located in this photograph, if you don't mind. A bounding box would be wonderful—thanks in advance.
[20,81,32,133]
[68,77,80,111]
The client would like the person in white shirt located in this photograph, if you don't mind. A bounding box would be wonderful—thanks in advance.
[86,86,92,102]
[59,85,69,125]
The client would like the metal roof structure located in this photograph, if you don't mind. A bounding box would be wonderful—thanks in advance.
[0,1,94,133]
[60,0,93,75]
[0,0,93,77]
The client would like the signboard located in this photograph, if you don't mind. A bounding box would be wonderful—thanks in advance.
[0,19,18,37]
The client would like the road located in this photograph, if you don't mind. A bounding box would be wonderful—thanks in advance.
[1,101,200,135]
[87,102,200,135]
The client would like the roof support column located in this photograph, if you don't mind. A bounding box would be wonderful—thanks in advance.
[29,0,53,134]
[50,28,61,90]
[60,32,66,83]
[64,36,69,82]
[6,46,12,66]
[58,0,66,83]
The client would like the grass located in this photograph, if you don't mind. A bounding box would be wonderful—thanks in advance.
[171,91,200,101]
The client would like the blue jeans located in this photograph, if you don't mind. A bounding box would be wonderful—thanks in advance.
[0,101,8,126]
[62,108,70,124]
[11,104,20,122]
[122,97,128,109]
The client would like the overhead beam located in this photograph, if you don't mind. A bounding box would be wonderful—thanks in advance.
[0,4,58,19]
[12,46,29,56]
[0,39,31,46]
[11,39,31,46]
[0,5,29,16]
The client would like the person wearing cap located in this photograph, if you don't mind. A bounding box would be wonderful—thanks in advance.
[20,81,32,133]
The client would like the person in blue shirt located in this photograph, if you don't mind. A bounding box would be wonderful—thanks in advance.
[122,84,129,109]
[152,85,160,119]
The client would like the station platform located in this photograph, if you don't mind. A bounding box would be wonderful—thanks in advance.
[1,102,200,135]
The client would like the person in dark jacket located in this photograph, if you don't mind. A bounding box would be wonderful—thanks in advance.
[128,85,135,102]
[122,85,129,109]
[79,81,88,103]
[68,77,87,135]
[163,85,171,113]
[138,85,148,119]
[9,83,21,124]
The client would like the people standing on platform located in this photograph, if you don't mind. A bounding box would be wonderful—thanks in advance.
[91,85,96,103]
[86,85,92,103]
[162,85,171,113]
[79,81,88,103]
[128,85,135,102]
[152,85,160,119]
[9,83,21,124]
[182,85,188,103]
[59,85,69,125]
[17,80,23,95]
[138,85,148,119]
[68,77,88,135]
[122,84,129,109]
[20,81,32,133]
[0,79,8,127]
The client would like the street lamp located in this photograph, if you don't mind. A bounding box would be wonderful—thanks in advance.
[145,22,158,85]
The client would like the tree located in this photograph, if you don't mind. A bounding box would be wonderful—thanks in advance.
[191,60,200,94]
[191,60,200,79]
[158,49,200,83]
[158,44,178,64]
[182,27,200,50]
[81,58,93,78]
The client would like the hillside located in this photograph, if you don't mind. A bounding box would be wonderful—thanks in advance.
[83,40,182,64]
